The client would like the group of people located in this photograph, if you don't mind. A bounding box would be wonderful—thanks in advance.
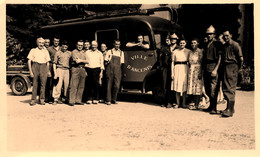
[27,24,243,118]
[159,25,243,117]
[27,36,125,106]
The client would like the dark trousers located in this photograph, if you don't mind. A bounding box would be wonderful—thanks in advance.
[85,67,101,101]
[162,66,176,104]
[69,67,86,104]
[31,62,48,100]
[204,64,220,110]
[222,63,239,104]
[45,76,54,102]
[106,62,121,102]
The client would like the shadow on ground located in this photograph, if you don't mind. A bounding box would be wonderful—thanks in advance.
[7,91,32,96]
[117,92,160,107]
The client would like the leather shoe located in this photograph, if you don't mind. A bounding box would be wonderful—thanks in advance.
[93,100,99,104]
[29,100,36,106]
[209,110,219,114]
[40,100,45,105]
[172,104,179,109]
[222,110,234,117]
[86,100,92,104]
[166,103,172,108]
[182,105,188,109]
[220,108,228,114]
[111,100,118,104]
[160,104,165,107]
[106,101,111,105]
[75,102,84,105]
[203,107,213,112]
[53,101,57,105]
[68,103,75,106]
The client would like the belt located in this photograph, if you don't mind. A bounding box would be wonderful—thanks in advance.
[174,61,187,65]
[206,60,217,64]
[32,61,47,65]
[57,67,70,70]
[223,61,237,64]
[72,66,84,69]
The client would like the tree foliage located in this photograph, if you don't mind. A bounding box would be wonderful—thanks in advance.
[6,4,141,65]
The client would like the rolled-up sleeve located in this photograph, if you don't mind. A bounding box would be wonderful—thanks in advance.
[45,49,51,62]
[27,49,35,61]
[235,43,243,58]
[121,51,125,64]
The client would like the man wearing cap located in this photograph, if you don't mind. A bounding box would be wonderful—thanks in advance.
[52,40,71,105]
[27,37,51,105]
[69,40,88,106]
[202,25,223,114]
[221,30,243,117]
[160,33,179,108]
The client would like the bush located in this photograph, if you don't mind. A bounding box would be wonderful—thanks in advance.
[238,65,254,91]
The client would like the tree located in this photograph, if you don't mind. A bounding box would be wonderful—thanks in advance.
[6,4,142,65]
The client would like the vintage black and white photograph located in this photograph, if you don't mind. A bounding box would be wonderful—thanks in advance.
[2,2,258,155]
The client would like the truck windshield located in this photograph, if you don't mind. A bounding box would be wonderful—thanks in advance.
[125,26,152,51]
[154,31,172,49]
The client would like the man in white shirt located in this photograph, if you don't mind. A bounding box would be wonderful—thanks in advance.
[85,40,104,104]
[27,37,51,105]
[104,40,124,105]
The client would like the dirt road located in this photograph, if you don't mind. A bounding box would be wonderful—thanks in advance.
[6,85,255,151]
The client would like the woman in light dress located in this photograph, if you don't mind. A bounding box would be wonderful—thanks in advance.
[187,38,203,110]
[171,39,191,108]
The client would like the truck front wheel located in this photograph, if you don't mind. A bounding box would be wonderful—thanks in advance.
[10,77,28,96]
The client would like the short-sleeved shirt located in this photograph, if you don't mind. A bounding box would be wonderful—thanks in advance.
[47,46,60,62]
[203,39,222,63]
[53,50,72,69]
[71,49,86,68]
[85,49,104,70]
[222,40,243,64]
[104,48,124,64]
[27,47,51,64]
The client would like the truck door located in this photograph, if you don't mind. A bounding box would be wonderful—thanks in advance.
[123,34,156,83]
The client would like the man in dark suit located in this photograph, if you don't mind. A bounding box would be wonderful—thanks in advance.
[160,33,179,108]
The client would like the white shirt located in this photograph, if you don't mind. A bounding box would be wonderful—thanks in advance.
[27,47,51,64]
[104,48,124,64]
[85,49,104,70]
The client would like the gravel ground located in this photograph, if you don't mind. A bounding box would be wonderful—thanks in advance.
[5,85,255,152]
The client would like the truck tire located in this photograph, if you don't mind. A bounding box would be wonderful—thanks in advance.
[10,77,28,96]
[152,84,165,103]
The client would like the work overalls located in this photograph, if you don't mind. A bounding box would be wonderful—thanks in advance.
[106,50,122,102]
